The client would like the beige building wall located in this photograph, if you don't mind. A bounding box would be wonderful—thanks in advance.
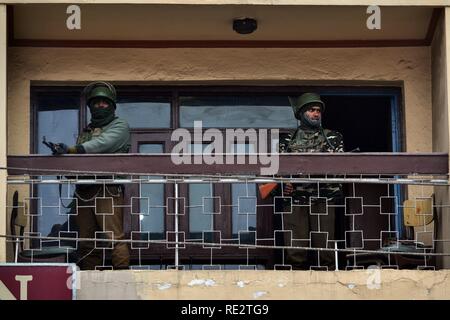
[0,5,7,263]
[432,8,450,269]
[5,45,434,260]
[77,269,450,300]
[7,46,432,154]
[432,11,449,154]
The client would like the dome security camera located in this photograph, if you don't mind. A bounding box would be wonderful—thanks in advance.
[232,18,257,34]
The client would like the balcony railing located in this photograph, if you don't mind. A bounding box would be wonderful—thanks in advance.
[3,153,449,270]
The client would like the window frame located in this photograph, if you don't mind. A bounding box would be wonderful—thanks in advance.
[30,84,405,268]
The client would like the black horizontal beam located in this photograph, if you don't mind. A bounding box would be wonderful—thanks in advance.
[7,153,448,175]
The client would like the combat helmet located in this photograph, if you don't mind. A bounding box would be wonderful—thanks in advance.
[288,93,325,120]
[83,81,117,109]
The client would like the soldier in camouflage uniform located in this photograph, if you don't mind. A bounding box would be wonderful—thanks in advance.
[279,92,344,270]
[53,82,131,270]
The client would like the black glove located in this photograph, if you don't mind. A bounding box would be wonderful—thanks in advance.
[53,143,68,155]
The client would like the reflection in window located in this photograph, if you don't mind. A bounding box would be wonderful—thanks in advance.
[36,94,79,238]
[232,183,257,236]
[230,143,257,236]
[139,144,165,239]
[115,98,171,128]
[189,183,214,239]
[186,144,214,238]
[180,96,297,128]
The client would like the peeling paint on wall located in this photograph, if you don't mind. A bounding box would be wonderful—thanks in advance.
[188,279,216,287]
[253,291,268,299]
[76,270,450,300]
[157,283,172,290]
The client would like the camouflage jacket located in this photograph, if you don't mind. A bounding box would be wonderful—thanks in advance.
[279,127,344,153]
[278,127,344,202]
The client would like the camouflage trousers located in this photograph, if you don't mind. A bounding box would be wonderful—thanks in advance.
[283,200,336,270]
[75,185,130,270]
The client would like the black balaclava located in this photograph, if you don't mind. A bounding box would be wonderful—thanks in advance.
[88,98,116,128]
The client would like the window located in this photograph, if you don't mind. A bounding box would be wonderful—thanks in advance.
[31,85,403,268]
[180,96,297,128]
[138,144,165,240]
[33,89,80,240]
[116,97,171,129]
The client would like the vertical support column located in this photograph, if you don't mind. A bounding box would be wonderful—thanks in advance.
[443,7,450,269]
[0,4,7,262]
[432,7,450,268]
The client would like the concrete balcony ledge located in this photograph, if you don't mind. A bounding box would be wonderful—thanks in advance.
[76,270,450,300]
[8,153,449,175]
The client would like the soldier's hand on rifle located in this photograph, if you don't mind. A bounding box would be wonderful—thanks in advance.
[42,137,65,155]
[42,137,79,155]
[52,143,69,155]
[283,183,294,196]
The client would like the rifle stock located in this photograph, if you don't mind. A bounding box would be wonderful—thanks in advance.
[258,182,278,200]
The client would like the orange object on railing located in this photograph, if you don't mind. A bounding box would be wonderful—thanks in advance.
[258,182,278,200]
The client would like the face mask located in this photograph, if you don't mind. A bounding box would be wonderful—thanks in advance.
[89,102,116,127]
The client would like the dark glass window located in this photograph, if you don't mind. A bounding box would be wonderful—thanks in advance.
[116,97,171,128]
[138,144,165,239]
[180,96,297,128]
[31,85,401,268]
[35,92,80,238]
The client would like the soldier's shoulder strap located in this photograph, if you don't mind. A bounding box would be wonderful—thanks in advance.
[324,129,343,140]
[323,128,341,136]
[322,128,344,150]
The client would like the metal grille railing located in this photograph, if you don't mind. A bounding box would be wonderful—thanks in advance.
[4,172,449,271]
